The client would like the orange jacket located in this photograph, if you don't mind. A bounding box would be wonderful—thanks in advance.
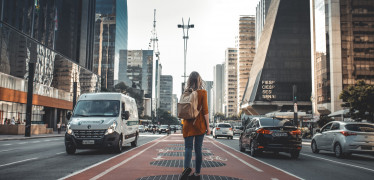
[182,89,209,138]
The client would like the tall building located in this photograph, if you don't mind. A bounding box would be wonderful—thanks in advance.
[160,75,173,113]
[311,0,374,115]
[0,3,100,131]
[237,15,256,112]
[225,48,238,117]
[118,50,153,97]
[94,0,128,89]
[242,0,312,115]
[213,64,225,115]
[93,16,116,89]
[171,94,178,117]
[205,81,214,121]
[1,0,96,70]
[256,0,272,49]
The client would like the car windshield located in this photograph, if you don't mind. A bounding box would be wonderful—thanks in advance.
[260,118,293,127]
[345,124,374,132]
[218,124,231,128]
[160,125,168,128]
[73,100,120,117]
[139,125,144,128]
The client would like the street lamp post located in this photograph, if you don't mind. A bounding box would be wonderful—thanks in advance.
[178,18,194,91]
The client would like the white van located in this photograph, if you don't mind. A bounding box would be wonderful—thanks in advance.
[64,93,139,154]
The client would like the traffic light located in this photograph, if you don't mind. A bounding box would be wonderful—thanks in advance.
[292,85,297,103]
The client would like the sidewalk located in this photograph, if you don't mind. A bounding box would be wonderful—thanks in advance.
[0,131,65,141]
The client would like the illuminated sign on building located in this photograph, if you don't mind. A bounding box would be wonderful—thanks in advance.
[261,80,276,99]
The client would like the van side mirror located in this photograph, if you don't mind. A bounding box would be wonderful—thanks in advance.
[66,112,72,120]
[315,128,320,133]
[122,111,130,120]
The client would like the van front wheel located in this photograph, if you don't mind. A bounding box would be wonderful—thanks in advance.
[131,133,138,147]
[66,143,76,155]
[114,135,123,153]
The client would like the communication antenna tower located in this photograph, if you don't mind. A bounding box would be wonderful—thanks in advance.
[149,9,160,124]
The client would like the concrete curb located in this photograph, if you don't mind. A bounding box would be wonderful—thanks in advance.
[0,134,65,141]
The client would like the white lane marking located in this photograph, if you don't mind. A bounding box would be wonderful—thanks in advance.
[210,141,263,172]
[2,144,12,146]
[44,140,52,142]
[354,154,374,160]
[302,142,311,145]
[59,136,164,180]
[0,158,38,167]
[213,140,304,180]
[90,139,162,180]
[301,153,374,173]
[56,152,65,155]
[139,134,165,137]
[31,141,40,143]
[0,149,16,153]
[271,178,279,180]
[18,142,27,145]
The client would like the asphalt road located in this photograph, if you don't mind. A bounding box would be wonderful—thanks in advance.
[0,133,161,180]
[0,133,373,180]
[209,135,374,180]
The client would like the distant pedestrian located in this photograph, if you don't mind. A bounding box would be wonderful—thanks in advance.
[57,123,61,134]
[179,71,211,180]
[10,117,16,125]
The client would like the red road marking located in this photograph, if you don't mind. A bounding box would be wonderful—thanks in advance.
[62,135,301,180]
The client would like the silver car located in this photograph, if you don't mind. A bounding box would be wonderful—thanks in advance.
[213,123,234,139]
[311,121,374,158]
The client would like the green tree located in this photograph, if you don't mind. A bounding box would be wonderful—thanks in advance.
[317,115,332,128]
[157,108,179,125]
[339,80,374,122]
[213,112,225,123]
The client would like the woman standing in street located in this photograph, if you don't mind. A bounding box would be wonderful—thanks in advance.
[180,71,211,180]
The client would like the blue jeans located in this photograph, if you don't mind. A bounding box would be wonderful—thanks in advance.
[184,134,204,173]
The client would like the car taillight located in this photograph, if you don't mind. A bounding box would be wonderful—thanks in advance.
[290,130,301,135]
[216,128,220,130]
[257,128,271,134]
[229,128,232,131]
[340,131,357,136]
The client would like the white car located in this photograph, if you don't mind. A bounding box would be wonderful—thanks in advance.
[233,126,243,135]
[311,121,374,158]
[138,125,145,132]
[213,123,234,139]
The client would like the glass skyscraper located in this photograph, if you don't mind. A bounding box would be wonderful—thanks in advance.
[94,0,128,89]
[242,0,312,114]
[0,1,99,131]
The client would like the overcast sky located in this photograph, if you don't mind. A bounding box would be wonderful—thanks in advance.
[127,0,259,97]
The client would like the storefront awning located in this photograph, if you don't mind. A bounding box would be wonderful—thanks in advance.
[328,109,349,117]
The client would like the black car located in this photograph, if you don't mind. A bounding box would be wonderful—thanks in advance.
[239,117,302,158]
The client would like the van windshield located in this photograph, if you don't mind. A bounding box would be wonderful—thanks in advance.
[73,100,120,117]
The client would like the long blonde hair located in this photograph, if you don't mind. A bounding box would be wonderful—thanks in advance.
[186,71,205,91]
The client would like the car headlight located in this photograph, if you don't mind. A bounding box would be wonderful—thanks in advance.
[66,124,73,135]
[106,122,117,135]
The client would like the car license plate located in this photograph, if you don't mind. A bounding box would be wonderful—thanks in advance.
[361,146,372,150]
[222,132,227,134]
[272,133,287,137]
[82,140,95,145]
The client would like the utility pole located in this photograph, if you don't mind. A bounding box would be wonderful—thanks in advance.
[178,18,194,92]
[150,9,160,124]
[25,1,39,137]
[293,85,298,127]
